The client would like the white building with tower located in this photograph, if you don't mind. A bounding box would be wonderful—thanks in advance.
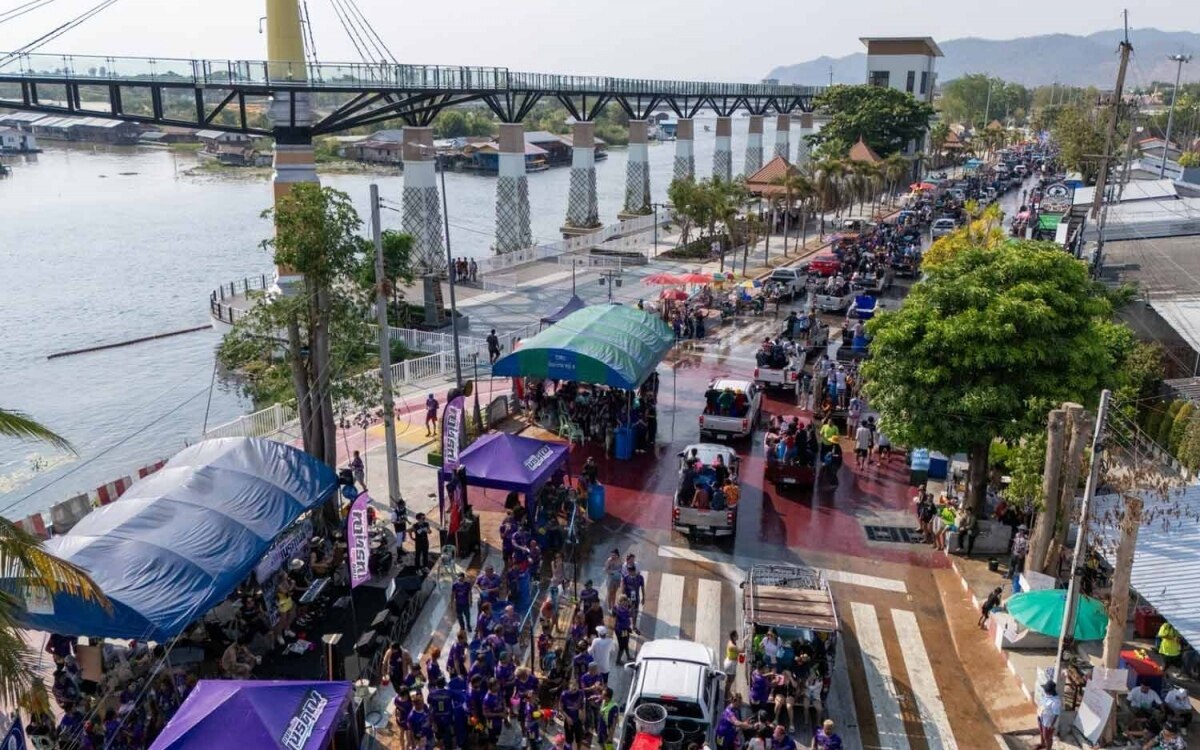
[860,36,942,171]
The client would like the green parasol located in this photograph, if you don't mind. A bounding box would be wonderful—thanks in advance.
[1006,589,1109,641]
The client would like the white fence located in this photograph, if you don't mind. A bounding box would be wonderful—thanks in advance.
[474,213,665,276]
[379,325,489,359]
[203,402,298,440]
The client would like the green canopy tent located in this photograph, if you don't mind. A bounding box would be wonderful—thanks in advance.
[491,303,674,389]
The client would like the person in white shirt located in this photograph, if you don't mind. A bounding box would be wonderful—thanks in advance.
[1128,683,1164,719]
[853,425,871,468]
[1164,686,1193,729]
[1036,681,1062,750]
[588,626,616,682]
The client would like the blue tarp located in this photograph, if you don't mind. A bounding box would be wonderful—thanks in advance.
[7,438,337,641]
[539,295,588,326]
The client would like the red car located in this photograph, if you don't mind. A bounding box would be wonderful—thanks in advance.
[806,253,841,277]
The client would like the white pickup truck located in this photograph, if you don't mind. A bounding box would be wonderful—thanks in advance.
[699,378,762,442]
[753,349,806,403]
[673,443,740,538]
[766,267,806,300]
[617,639,725,750]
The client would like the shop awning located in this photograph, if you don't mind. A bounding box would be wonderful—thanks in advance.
[4,438,338,641]
[492,303,674,389]
[540,294,588,325]
[1091,485,1200,650]
[150,680,352,750]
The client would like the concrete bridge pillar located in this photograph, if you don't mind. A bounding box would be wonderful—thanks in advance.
[774,114,791,161]
[401,127,445,273]
[713,116,732,182]
[495,122,531,254]
[564,121,599,231]
[797,113,814,165]
[265,0,315,294]
[624,120,651,215]
[673,118,695,182]
[745,115,764,175]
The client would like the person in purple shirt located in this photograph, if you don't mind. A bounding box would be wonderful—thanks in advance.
[714,695,749,750]
[452,572,473,632]
[514,665,539,697]
[500,512,517,564]
[501,605,521,647]
[580,662,605,729]
[467,674,486,721]
[482,679,507,743]
[749,667,773,714]
[408,692,434,750]
[518,689,541,749]
[622,565,645,612]
[476,565,501,605]
[614,596,635,661]
[496,652,517,701]
[559,679,586,747]
[812,719,843,750]
[424,647,444,685]
[448,629,469,676]
[572,640,593,682]
[772,723,797,750]
[475,601,494,638]
[579,580,600,611]
[505,565,523,601]
[394,690,414,734]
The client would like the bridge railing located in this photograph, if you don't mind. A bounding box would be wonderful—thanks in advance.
[1,52,824,98]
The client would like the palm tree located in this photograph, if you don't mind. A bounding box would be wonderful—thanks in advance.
[928,121,950,168]
[770,171,813,257]
[0,409,105,708]
[881,153,909,208]
[812,158,848,232]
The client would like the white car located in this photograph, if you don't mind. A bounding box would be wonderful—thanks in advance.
[699,378,762,441]
[930,218,957,239]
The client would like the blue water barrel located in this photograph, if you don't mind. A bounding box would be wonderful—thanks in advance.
[515,572,531,611]
[852,335,869,351]
[614,426,634,460]
[588,483,606,522]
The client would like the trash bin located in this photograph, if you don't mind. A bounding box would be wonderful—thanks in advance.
[615,426,634,460]
[587,483,606,522]
[909,448,930,486]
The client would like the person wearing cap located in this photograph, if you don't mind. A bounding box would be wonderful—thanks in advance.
[1009,525,1030,580]
[1164,685,1193,729]
[1035,681,1061,750]
[622,564,646,614]
[589,626,616,682]
[425,393,439,436]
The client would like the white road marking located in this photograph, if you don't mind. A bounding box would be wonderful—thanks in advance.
[695,578,723,652]
[655,573,685,639]
[850,602,911,750]
[657,545,907,593]
[828,635,863,750]
[893,609,957,750]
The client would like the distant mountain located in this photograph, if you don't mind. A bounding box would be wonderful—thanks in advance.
[766,28,1200,88]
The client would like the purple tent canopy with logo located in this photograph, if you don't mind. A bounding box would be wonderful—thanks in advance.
[438,432,570,521]
[149,680,352,750]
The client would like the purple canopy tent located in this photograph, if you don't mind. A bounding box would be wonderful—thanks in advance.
[149,680,352,750]
[437,432,571,522]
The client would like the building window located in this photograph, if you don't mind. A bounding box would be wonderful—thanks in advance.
[906,71,916,93]
[919,71,929,95]
[869,70,890,88]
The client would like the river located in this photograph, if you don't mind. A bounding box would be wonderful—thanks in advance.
[0,115,782,518]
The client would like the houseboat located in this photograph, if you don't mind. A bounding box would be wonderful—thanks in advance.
[0,126,40,154]
[0,112,140,145]
[195,129,269,167]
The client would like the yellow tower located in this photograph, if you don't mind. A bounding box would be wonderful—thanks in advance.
[265,0,317,292]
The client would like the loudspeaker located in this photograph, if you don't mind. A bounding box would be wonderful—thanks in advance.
[335,695,366,750]
[354,629,381,657]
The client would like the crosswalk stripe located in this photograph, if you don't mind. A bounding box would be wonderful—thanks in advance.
[656,545,907,594]
[892,609,958,750]
[655,573,685,639]
[695,578,723,653]
[850,602,911,750]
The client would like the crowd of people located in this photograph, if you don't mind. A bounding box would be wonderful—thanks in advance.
[521,374,660,456]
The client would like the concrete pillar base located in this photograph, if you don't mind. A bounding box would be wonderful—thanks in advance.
[775,113,791,162]
[402,127,445,273]
[745,116,764,176]
[495,123,531,254]
[797,113,814,166]
[674,119,695,182]
[624,120,651,215]
[565,121,599,229]
[713,117,732,182]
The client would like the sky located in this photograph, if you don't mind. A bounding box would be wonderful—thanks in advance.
[1,0,1199,82]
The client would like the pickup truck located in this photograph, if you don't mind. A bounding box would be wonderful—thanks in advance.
[673,443,740,538]
[851,266,893,295]
[814,285,853,313]
[617,639,724,750]
[741,564,839,678]
[766,268,805,300]
[699,378,761,442]
[753,349,806,402]
[763,415,816,492]
[930,217,957,239]
[805,253,842,277]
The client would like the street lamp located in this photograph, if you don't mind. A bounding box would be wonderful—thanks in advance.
[1160,54,1193,179]
[649,202,668,256]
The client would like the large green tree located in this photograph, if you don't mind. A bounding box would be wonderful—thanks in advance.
[807,85,935,159]
[862,240,1131,513]
[938,74,1031,127]
[1052,105,1108,183]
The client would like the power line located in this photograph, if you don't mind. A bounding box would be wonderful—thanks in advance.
[0,0,57,26]
[326,0,368,63]
[0,0,121,64]
[343,0,396,64]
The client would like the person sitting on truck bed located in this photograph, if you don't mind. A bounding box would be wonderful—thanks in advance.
[733,390,748,416]
[723,478,740,507]
[693,479,712,510]
[713,454,730,486]
[717,388,736,415]
[678,464,697,506]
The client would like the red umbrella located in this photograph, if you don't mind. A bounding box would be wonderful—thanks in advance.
[643,273,683,285]
[678,273,714,284]
[660,288,689,301]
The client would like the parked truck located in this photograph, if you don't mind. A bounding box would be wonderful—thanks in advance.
[617,639,725,750]
[699,378,762,442]
[673,443,740,539]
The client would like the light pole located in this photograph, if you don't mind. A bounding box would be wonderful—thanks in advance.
[982,78,993,131]
[1160,54,1192,179]
[370,184,401,507]
[649,202,667,256]
[437,152,464,388]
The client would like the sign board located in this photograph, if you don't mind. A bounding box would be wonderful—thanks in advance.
[523,445,555,473]
[256,520,314,583]
[346,492,371,589]
[1041,183,1072,213]
[22,585,54,616]
[1073,685,1114,744]
[442,396,465,472]
[1089,666,1130,693]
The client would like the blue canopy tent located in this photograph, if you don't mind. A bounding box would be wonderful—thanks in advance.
[492,303,674,390]
[438,432,570,520]
[149,680,352,750]
[5,438,338,641]
[539,294,588,327]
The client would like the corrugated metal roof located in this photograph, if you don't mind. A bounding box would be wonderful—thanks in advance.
[1151,296,1200,352]
[1091,485,1200,649]
[1073,179,1179,206]
[1084,197,1200,241]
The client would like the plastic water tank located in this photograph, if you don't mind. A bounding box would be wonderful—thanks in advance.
[587,483,606,522]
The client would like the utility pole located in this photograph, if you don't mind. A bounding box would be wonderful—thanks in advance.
[1090,17,1132,222]
[439,156,463,388]
[370,184,401,507]
[983,78,993,130]
[1159,54,1192,178]
[1118,105,1139,202]
[1054,389,1111,701]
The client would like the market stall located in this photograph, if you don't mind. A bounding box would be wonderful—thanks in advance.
[438,431,570,525]
[149,680,354,750]
[5,437,338,640]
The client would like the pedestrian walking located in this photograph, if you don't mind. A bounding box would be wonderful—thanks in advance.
[452,572,472,633]
[604,548,622,609]
[1035,682,1061,750]
[1009,525,1029,580]
[351,451,367,491]
[425,394,440,437]
[487,329,502,364]
[978,587,1003,629]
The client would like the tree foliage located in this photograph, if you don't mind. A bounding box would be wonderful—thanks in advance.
[862,240,1131,512]
[922,203,1007,269]
[432,109,497,139]
[808,85,935,159]
[1052,105,1107,183]
[938,74,1031,127]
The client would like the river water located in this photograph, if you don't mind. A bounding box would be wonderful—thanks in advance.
[0,115,780,517]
